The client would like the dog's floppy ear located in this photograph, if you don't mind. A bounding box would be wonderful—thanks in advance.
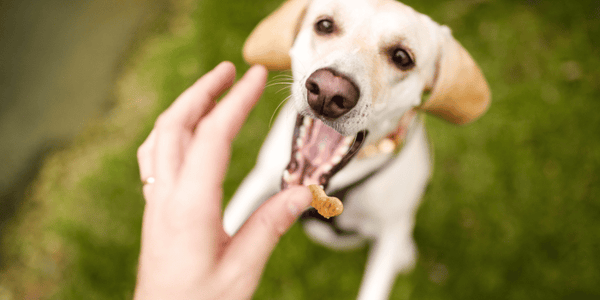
[420,27,491,124]
[243,0,310,70]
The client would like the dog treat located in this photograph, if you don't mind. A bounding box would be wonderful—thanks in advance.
[308,184,343,218]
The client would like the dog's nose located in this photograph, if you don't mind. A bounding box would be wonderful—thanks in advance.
[305,68,360,119]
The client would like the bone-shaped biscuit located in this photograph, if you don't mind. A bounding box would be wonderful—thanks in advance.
[308,184,343,218]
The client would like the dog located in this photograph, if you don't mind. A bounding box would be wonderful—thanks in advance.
[223,0,490,298]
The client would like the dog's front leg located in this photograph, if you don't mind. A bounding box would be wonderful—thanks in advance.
[223,102,297,236]
[357,223,416,300]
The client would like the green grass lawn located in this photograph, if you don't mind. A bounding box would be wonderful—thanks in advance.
[1,0,599,299]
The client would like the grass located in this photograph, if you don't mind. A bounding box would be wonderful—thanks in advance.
[1,0,599,299]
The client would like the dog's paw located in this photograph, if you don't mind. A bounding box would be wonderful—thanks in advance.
[395,238,417,273]
[303,219,366,250]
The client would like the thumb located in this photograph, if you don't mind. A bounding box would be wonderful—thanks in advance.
[220,186,312,276]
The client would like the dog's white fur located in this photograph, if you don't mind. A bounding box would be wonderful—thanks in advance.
[223,0,490,299]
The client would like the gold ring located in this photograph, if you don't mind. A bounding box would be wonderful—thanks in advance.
[142,177,155,185]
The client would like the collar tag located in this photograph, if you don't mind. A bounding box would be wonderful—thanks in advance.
[356,108,419,159]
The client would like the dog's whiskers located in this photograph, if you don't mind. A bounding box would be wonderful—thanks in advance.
[265,80,293,89]
[263,72,296,129]
[275,85,292,94]
[269,95,292,128]
[272,74,293,80]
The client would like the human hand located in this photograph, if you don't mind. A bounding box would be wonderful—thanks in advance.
[134,62,312,299]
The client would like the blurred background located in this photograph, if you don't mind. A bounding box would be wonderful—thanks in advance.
[0,0,168,242]
[1,0,599,299]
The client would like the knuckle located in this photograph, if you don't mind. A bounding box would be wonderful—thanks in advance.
[154,111,168,127]
[155,110,177,131]
[256,205,289,238]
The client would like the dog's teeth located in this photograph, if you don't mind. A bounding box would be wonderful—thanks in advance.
[303,116,312,127]
[343,136,354,146]
[296,137,304,147]
[322,164,333,172]
[331,154,342,164]
[283,169,291,182]
[338,144,350,155]
[299,126,306,138]
[295,151,302,161]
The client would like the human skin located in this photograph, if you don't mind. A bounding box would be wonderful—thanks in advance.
[134,62,312,299]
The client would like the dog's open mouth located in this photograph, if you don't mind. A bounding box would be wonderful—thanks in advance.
[281,114,367,190]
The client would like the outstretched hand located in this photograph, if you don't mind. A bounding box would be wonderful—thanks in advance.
[135,62,312,299]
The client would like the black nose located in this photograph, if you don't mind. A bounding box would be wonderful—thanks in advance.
[305,68,360,119]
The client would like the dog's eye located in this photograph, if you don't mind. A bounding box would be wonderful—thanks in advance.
[391,48,414,70]
[315,18,335,35]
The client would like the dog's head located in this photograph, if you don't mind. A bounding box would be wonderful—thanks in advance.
[244,0,490,188]
[244,0,490,135]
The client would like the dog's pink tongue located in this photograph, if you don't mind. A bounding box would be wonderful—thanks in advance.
[303,121,344,165]
[282,117,349,189]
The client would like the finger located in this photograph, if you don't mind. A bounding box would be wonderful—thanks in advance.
[137,129,156,201]
[201,64,268,143]
[178,65,268,200]
[137,129,156,181]
[152,62,236,196]
[219,186,312,278]
[167,61,236,131]
[174,65,268,216]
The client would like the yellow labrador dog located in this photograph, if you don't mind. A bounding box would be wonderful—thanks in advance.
[224,0,490,298]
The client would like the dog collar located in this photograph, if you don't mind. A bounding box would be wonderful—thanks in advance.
[355,108,420,159]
